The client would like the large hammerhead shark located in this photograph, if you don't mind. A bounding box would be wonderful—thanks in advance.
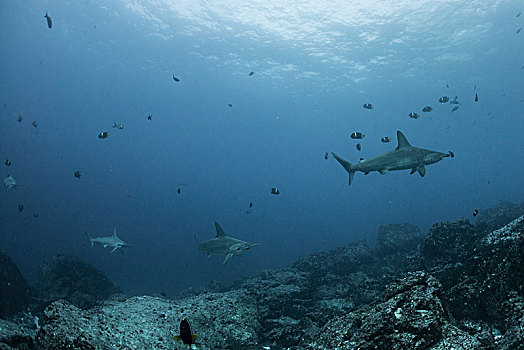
[332,130,453,186]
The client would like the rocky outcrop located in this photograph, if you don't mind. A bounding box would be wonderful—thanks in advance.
[0,250,31,318]
[33,255,121,310]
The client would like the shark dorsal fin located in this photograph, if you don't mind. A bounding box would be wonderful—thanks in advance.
[214,222,226,238]
[396,131,412,150]
[113,228,117,237]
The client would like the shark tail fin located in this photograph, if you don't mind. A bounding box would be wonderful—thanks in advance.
[193,233,200,245]
[331,152,355,186]
[83,232,94,247]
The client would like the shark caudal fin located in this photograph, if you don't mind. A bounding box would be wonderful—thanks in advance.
[83,232,94,247]
[331,152,355,186]
[396,131,412,150]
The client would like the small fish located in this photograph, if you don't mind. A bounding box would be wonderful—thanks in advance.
[362,103,374,110]
[173,318,198,345]
[450,96,459,104]
[98,132,109,139]
[473,208,479,217]
[422,106,433,112]
[4,159,11,166]
[172,74,180,82]
[17,114,22,122]
[517,12,522,17]
[32,121,37,128]
[446,84,449,88]
[439,96,449,103]
[44,12,52,29]
[18,205,24,212]
[249,71,254,76]
[517,28,522,34]
[112,122,124,129]
[147,114,152,120]
[324,152,329,160]
[177,188,181,194]
[228,104,233,107]
[74,171,81,179]
[360,158,365,162]
[350,132,365,139]
[356,143,361,151]
[381,136,391,143]
[270,187,280,195]
[249,202,253,208]
[474,93,478,102]
[408,112,420,119]
[451,106,459,112]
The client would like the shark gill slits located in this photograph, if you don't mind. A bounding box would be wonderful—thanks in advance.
[350,132,365,139]
[356,143,361,151]
[473,208,479,217]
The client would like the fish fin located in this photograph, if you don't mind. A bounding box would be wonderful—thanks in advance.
[379,170,388,175]
[395,131,412,150]
[111,246,119,253]
[331,152,355,186]
[193,233,200,245]
[113,228,117,237]
[410,168,416,175]
[214,222,226,238]
[223,254,233,265]
[83,232,94,247]
[417,165,426,177]
[364,172,369,175]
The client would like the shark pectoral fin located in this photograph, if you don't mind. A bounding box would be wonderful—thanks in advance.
[379,170,388,175]
[364,172,369,175]
[410,168,416,175]
[417,165,426,177]
[223,254,233,265]
[348,172,354,186]
[111,246,119,253]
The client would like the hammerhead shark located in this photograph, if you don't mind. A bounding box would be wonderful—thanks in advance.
[194,222,260,265]
[84,228,130,253]
[332,130,453,186]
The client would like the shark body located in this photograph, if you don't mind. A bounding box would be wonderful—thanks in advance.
[194,222,260,265]
[4,175,17,190]
[332,130,453,186]
[84,228,130,253]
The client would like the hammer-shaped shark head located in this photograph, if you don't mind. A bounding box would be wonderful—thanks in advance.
[223,242,261,265]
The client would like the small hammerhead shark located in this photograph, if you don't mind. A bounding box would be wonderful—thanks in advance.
[332,130,453,186]
[84,228,130,253]
[194,222,260,265]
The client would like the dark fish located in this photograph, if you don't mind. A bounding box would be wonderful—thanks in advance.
[147,114,152,120]
[381,136,391,143]
[74,171,81,179]
[228,104,233,107]
[517,12,522,17]
[44,12,52,29]
[473,208,479,217]
[98,132,109,139]
[270,187,280,195]
[249,71,254,76]
[350,132,365,139]
[439,96,449,103]
[450,96,459,104]
[474,93,478,102]
[451,106,459,112]
[172,74,180,82]
[249,202,253,208]
[408,112,420,119]
[362,103,374,110]
[360,158,365,162]
[517,28,522,34]
[446,84,449,88]
[177,188,181,194]
[324,152,329,160]
[18,205,24,212]
[173,318,198,345]
[17,114,22,122]
[4,159,11,166]
[33,213,39,218]
[422,106,433,112]
[356,143,361,151]
[32,121,37,128]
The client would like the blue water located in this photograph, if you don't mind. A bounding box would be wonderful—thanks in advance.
[1,0,523,296]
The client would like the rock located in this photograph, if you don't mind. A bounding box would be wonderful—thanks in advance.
[476,201,524,231]
[33,255,120,310]
[0,250,31,318]
[376,223,423,257]
[35,290,260,350]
